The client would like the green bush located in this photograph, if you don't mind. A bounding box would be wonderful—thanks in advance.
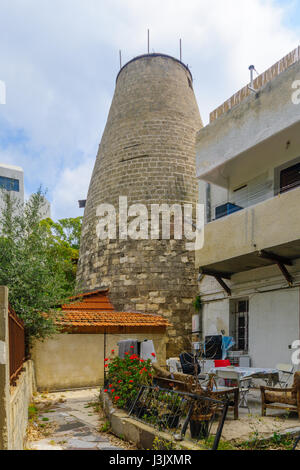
[104,349,154,408]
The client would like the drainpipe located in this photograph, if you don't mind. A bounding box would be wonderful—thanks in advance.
[206,183,211,223]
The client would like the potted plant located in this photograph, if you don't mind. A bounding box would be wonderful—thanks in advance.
[189,405,213,439]
[189,376,215,440]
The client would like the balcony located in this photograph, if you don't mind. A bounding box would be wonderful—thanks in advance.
[195,186,300,274]
[212,179,299,221]
[196,60,300,188]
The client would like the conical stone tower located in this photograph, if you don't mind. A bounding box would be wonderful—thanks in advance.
[77,54,202,356]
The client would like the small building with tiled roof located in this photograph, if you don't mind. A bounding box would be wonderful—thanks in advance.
[58,289,169,334]
[32,290,169,391]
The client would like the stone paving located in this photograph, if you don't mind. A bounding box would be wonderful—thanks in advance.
[27,388,127,450]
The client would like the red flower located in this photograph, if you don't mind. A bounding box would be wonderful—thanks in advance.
[114,396,120,401]
[111,389,115,393]
[125,352,129,355]
[104,358,108,361]
[151,353,156,357]
[130,346,134,349]
[111,349,115,353]
[104,389,108,392]
[104,364,108,368]
[118,380,122,383]
[109,384,113,388]
[130,354,139,360]
[140,359,144,363]
[129,380,133,383]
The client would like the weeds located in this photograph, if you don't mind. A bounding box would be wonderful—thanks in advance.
[152,436,177,450]
[100,420,111,432]
[237,431,294,450]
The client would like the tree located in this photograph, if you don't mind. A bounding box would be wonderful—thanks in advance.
[40,216,82,286]
[0,189,81,346]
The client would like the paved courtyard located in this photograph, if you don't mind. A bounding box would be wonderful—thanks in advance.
[26,388,134,451]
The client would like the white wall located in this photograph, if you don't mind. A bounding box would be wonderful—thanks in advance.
[202,299,229,337]
[249,288,299,368]
[32,331,167,391]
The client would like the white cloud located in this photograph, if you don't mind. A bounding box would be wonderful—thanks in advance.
[0,0,299,219]
[51,157,94,220]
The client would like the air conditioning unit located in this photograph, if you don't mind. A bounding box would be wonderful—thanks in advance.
[228,351,251,367]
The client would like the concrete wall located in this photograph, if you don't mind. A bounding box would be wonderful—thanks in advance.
[210,47,300,123]
[249,288,299,368]
[202,299,229,337]
[195,185,300,269]
[196,59,300,183]
[32,332,167,391]
[0,286,10,450]
[0,286,35,450]
[199,264,300,369]
[9,361,35,450]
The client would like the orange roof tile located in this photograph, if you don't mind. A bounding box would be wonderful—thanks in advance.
[58,290,170,332]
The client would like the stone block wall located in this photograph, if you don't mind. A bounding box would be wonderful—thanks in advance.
[0,286,35,450]
[9,360,35,450]
[77,54,203,356]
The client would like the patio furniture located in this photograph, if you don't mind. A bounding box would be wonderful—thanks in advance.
[209,366,280,387]
[210,386,239,420]
[260,372,300,419]
[213,369,251,412]
[166,357,182,374]
[214,360,232,386]
[214,359,231,367]
[276,363,294,388]
[153,376,240,419]
[179,352,201,376]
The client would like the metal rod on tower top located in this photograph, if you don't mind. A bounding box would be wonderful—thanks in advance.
[119,50,122,69]
[147,29,150,54]
[180,38,182,61]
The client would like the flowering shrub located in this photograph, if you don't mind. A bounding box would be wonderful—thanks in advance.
[104,349,153,408]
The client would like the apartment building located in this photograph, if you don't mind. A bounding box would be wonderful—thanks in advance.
[196,48,300,368]
[0,163,24,212]
[0,162,51,219]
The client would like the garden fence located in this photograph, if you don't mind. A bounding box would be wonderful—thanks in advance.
[8,306,26,385]
[128,385,229,450]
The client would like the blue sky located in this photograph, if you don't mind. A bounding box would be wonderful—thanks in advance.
[0,0,299,220]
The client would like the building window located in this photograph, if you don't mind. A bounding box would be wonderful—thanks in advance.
[229,299,249,352]
[0,176,20,192]
[280,162,300,194]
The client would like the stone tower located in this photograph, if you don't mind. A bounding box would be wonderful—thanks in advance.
[77,54,202,356]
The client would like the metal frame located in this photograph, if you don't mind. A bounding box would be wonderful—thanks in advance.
[258,250,294,286]
[200,269,232,296]
[128,385,229,450]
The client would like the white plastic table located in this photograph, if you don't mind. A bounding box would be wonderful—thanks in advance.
[209,366,279,386]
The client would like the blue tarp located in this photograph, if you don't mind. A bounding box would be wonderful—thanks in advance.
[222,336,235,359]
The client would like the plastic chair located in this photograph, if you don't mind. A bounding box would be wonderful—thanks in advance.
[215,369,251,412]
[214,359,232,386]
[214,359,231,368]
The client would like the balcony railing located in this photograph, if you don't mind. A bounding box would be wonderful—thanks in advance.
[211,180,300,221]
